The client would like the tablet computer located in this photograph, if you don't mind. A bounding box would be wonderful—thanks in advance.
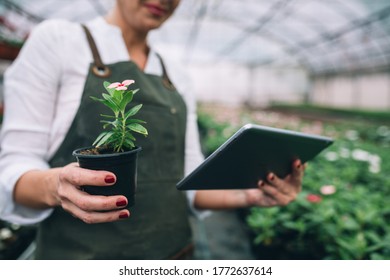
[176,123,334,190]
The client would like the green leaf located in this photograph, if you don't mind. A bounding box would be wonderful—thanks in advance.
[90,96,117,112]
[366,242,386,253]
[104,81,116,95]
[125,118,146,125]
[103,81,111,88]
[124,138,135,149]
[125,132,136,141]
[102,93,117,104]
[109,132,122,143]
[119,90,134,111]
[92,132,107,146]
[90,96,104,102]
[91,97,117,112]
[100,120,117,129]
[113,90,122,102]
[102,93,120,112]
[125,104,143,119]
[94,131,114,147]
[100,114,117,119]
[253,235,265,245]
[127,123,148,136]
[336,238,356,253]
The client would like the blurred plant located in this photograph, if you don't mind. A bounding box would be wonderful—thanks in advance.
[247,183,390,259]
[198,108,390,260]
[197,112,238,156]
[0,221,36,260]
[247,127,390,260]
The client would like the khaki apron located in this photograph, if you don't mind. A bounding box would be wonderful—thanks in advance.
[35,26,192,259]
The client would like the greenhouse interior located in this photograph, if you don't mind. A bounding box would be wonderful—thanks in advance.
[0,0,389,260]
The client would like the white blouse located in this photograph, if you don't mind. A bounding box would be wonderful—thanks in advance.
[0,17,205,224]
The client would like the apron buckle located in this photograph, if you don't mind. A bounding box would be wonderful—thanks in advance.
[92,65,112,78]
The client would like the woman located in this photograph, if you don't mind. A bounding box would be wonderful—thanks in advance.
[0,0,304,259]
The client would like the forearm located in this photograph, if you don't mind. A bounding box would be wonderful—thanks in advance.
[14,168,61,209]
[194,190,248,210]
[194,163,304,210]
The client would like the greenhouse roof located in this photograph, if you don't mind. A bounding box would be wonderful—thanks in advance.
[1,0,390,75]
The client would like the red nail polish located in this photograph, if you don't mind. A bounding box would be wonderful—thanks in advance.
[119,213,129,219]
[105,175,115,184]
[259,181,265,187]
[269,174,274,181]
[116,199,127,207]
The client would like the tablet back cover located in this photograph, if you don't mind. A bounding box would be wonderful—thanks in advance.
[176,124,333,190]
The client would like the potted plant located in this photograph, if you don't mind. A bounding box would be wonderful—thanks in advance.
[72,79,148,208]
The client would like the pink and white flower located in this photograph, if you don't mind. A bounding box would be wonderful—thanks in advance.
[108,79,135,91]
[306,194,322,203]
[320,185,336,195]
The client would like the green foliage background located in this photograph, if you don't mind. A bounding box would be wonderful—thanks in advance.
[197,105,390,260]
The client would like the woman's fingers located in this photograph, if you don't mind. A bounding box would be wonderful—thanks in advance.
[60,163,117,187]
[255,165,302,206]
[290,159,305,191]
[245,188,278,207]
[263,159,304,194]
[63,200,130,224]
[60,186,129,211]
[263,172,292,196]
[260,184,295,206]
[60,191,130,223]
[56,163,130,223]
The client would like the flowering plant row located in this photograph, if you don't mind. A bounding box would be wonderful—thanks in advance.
[198,110,390,260]
[247,124,390,260]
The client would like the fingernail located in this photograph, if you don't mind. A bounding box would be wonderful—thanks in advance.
[259,180,265,187]
[119,212,129,219]
[268,173,274,181]
[116,199,127,207]
[105,175,115,184]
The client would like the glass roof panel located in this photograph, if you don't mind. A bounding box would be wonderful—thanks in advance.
[1,0,389,74]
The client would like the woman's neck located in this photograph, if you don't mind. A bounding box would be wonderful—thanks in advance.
[104,12,149,70]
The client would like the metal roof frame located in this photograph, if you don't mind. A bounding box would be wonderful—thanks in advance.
[1,0,390,75]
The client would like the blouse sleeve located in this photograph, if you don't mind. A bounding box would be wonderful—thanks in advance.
[0,20,64,224]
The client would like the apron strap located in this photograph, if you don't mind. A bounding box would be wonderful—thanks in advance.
[81,24,112,78]
[81,24,175,90]
[155,53,176,90]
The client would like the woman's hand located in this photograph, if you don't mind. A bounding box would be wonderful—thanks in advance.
[243,159,305,207]
[56,163,130,224]
[194,159,305,210]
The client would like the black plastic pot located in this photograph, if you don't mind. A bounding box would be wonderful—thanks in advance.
[72,146,141,208]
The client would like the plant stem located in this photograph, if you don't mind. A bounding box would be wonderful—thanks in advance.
[117,110,126,152]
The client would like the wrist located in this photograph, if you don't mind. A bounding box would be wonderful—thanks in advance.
[14,168,61,209]
[43,168,62,207]
[194,190,249,210]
